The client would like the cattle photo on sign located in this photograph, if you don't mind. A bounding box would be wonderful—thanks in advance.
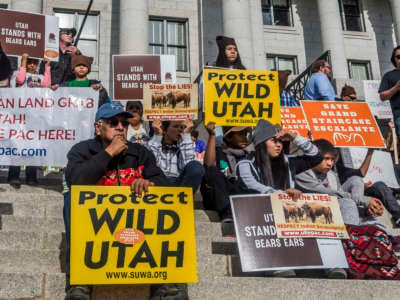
[151,91,191,109]
[282,200,333,224]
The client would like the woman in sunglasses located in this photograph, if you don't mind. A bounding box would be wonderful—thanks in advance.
[236,119,322,199]
[340,85,359,101]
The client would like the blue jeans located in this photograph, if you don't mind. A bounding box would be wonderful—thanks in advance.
[166,161,205,192]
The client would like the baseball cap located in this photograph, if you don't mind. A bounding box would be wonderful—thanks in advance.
[95,103,133,121]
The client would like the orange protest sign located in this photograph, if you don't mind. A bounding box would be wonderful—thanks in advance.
[301,101,385,148]
[280,107,309,138]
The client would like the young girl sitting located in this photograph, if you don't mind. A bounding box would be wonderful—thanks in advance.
[236,119,322,198]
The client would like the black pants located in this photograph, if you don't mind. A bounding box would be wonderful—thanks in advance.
[8,166,37,182]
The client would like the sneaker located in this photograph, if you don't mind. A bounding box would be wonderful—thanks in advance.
[393,217,400,228]
[326,268,347,279]
[265,269,296,277]
[220,211,233,223]
[8,179,21,189]
[150,283,188,300]
[65,286,91,300]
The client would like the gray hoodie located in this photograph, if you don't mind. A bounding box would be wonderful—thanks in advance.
[295,169,371,207]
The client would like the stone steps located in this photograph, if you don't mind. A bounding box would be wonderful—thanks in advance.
[188,276,400,299]
[0,249,61,273]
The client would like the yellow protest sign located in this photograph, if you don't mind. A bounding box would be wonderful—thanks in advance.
[204,69,280,126]
[70,186,197,285]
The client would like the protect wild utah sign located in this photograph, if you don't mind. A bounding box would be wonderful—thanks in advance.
[70,186,197,284]
[204,69,280,126]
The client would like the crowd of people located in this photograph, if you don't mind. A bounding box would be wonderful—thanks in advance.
[2,22,400,300]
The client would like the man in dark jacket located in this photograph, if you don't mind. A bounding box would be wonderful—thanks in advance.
[64,103,174,300]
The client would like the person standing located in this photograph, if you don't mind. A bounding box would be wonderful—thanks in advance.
[304,60,336,100]
[379,46,400,139]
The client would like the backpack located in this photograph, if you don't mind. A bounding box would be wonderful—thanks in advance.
[342,225,400,279]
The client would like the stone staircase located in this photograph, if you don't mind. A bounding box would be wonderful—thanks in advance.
[1,176,400,299]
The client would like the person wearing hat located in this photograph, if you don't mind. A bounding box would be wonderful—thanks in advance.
[201,123,252,222]
[64,102,167,300]
[236,119,322,198]
[215,35,246,70]
[40,27,81,85]
[55,54,109,107]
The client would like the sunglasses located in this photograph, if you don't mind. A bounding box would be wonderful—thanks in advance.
[101,117,129,128]
[349,96,357,100]
[395,55,400,60]
[61,31,74,36]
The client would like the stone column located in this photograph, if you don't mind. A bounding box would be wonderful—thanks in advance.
[221,0,254,69]
[249,0,267,70]
[119,0,148,54]
[389,0,400,45]
[10,0,42,13]
[317,0,348,79]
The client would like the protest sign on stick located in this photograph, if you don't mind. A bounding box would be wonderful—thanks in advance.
[143,83,198,120]
[0,9,59,60]
[113,55,176,102]
[363,80,393,119]
[280,107,309,138]
[230,194,348,272]
[204,69,280,126]
[270,193,349,239]
[301,101,385,148]
[0,87,98,166]
[70,186,198,284]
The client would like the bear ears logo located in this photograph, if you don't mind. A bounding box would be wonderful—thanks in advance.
[165,72,172,82]
[333,132,366,146]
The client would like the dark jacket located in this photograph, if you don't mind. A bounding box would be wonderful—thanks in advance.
[65,136,167,187]
[39,49,76,85]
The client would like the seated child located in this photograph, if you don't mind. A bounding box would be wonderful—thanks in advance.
[201,123,251,222]
[236,119,322,198]
[295,139,383,226]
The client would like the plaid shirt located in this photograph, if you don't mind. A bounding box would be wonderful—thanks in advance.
[147,133,196,178]
[280,90,298,107]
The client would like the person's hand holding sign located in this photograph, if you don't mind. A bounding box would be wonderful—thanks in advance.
[152,120,163,136]
[131,179,155,197]
[183,119,194,134]
[285,188,302,201]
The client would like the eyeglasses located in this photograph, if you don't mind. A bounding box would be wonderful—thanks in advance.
[100,117,129,128]
[61,31,73,36]
[395,55,400,60]
[349,96,357,100]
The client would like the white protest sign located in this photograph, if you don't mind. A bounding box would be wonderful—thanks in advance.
[0,87,98,166]
[347,148,399,189]
[363,80,393,119]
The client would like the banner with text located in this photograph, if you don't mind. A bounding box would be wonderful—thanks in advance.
[280,107,309,138]
[0,9,59,60]
[230,194,348,272]
[0,87,98,166]
[204,69,280,126]
[270,193,349,239]
[70,186,197,284]
[143,83,198,120]
[113,55,176,101]
[301,101,385,148]
[363,80,393,119]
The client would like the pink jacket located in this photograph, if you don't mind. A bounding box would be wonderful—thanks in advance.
[16,65,51,88]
